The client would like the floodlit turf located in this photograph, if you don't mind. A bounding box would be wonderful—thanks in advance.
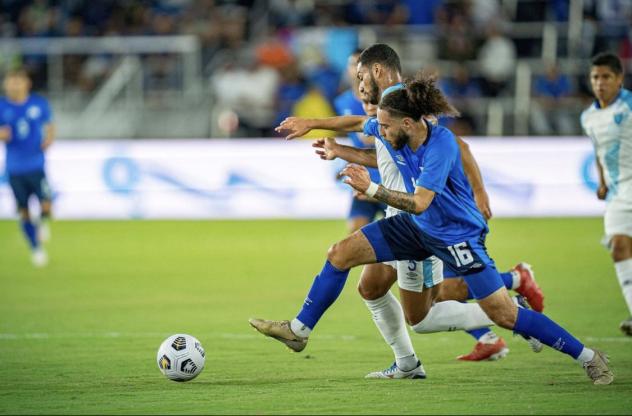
[0,218,631,415]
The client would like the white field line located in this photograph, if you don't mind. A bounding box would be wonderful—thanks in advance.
[0,332,629,343]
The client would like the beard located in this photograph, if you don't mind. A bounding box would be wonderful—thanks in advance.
[390,129,409,150]
[366,74,381,105]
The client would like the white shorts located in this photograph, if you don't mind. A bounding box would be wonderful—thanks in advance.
[602,199,632,248]
[385,256,444,293]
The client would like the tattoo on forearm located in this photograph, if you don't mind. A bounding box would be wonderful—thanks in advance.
[374,185,417,213]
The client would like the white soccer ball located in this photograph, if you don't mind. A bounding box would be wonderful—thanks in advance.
[156,334,205,382]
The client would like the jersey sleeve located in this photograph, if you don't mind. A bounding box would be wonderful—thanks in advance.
[416,134,458,194]
[363,117,380,138]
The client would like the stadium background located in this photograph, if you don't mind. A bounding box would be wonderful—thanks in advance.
[1,1,632,415]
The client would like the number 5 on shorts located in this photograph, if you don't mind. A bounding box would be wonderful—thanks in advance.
[447,242,473,267]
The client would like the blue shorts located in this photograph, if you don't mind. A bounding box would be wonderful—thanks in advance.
[8,170,51,210]
[361,213,503,299]
[348,196,386,221]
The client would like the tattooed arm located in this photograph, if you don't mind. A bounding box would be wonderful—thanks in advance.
[340,164,434,214]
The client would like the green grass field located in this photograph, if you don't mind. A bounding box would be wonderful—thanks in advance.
[1,218,631,415]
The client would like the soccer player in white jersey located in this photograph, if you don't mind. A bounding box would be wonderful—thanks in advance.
[581,52,632,335]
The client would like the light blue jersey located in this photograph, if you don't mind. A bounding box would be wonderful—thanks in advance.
[364,117,487,244]
[0,94,52,175]
[581,88,632,204]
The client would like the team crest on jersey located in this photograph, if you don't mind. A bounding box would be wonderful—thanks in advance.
[614,112,626,125]
[27,105,41,120]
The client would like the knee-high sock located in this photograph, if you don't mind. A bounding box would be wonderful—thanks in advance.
[615,259,632,315]
[20,220,38,249]
[411,301,494,333]
[513,308,584,359]
[295,260,349,330]
[364,292,416,362]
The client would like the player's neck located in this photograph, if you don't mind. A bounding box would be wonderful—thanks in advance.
[7,93,29,104]
[408,122,428,152]
[597,89,621,108]
[381,72,403,91]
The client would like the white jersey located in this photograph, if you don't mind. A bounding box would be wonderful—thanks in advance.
[581,88,632,205]
[375,138,406,217]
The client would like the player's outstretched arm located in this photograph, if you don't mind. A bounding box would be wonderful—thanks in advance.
[341,164,433,214]
[313,138,378,168]
[456,136,492,220]
[276,115,368,140]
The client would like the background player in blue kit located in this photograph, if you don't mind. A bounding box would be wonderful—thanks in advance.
[251,73,614,385]
[0,68,55,267]
[333,50,385,233]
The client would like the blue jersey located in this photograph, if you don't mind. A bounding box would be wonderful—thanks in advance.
[333,90,381,183]
[0,94,52,175]
[364,117,487,244]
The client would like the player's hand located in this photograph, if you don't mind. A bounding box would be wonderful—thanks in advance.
[473,189,492,220]
[0,126,11,142]
[313,137,338,160]
[597,184,608,200]
[340,163,371,193]
[275,117,312,140]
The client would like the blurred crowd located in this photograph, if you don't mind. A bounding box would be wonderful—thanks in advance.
[1,0,632,136]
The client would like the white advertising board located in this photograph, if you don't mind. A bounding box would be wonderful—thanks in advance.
[0,138,604,219]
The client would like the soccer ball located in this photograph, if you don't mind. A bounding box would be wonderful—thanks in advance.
[156,334,205,382]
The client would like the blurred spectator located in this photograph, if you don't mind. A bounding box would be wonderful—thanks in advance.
[530,63,576,135]
[437,12,477,61]
[344,0,408,25]
[478,24,516,97]
[438,64,480,136]
[400,0,443,25]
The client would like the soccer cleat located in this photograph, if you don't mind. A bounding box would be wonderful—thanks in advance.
[583,349,614,385]
[31,248,48,268]
[365,361,426,379]
[620,318,632,336]
[513,262,544,312]
[457,338,509,361]
[248,318,308,352]
[513,295,544,353]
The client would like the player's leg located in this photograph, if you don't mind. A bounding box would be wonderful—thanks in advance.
[8,173,46,266]
[610,234,632,335]
[249,215,422,352]
[359,263,425,379]
[36,171,53,243]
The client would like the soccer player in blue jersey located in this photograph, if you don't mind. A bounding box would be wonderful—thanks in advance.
[263,44,544,365]
[252,73,613,385]
[333,50,386,233]
[581,52,632,335]
[0,69,54,267]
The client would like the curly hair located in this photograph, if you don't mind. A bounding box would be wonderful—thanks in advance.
[379,72,459,120]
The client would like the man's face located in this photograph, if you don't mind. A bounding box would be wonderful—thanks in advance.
[357,63,381,105]
[377,108,409,150]
[590,65,623,105]
[3,73,30,99]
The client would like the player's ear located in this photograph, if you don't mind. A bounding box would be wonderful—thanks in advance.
[372,63,381,78]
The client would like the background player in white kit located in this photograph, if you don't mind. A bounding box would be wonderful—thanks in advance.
[581,52,632,335]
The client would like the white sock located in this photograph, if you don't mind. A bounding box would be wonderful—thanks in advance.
[511,270,521,290]
[615,259,632,315]
[479,331,499,344]
[576,347,595,365]
[364,292,418,369]
[290,318,311,338]
[411,301,495,333]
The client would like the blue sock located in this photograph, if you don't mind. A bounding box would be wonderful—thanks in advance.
[499,272,514,290]
[296,260,350,329]
[513,308,584,359]
[467,327,491,341]
[20,220,39,249]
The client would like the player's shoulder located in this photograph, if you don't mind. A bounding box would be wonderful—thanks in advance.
[28,93,50,106]
[429,124,458,151]
[580,100,598,126]
[618,88,632,111]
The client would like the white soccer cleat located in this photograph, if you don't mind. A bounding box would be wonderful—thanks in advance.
[365,361,426,379]
[39,222,51,243]
[31,248,48,268]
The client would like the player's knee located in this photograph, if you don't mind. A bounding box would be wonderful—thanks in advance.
[611,237,632,262]
[486,307,516,329]
[405,308,429,327]
[326,242,351,270]
[18,208,30,221]
[357,279,388,300]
